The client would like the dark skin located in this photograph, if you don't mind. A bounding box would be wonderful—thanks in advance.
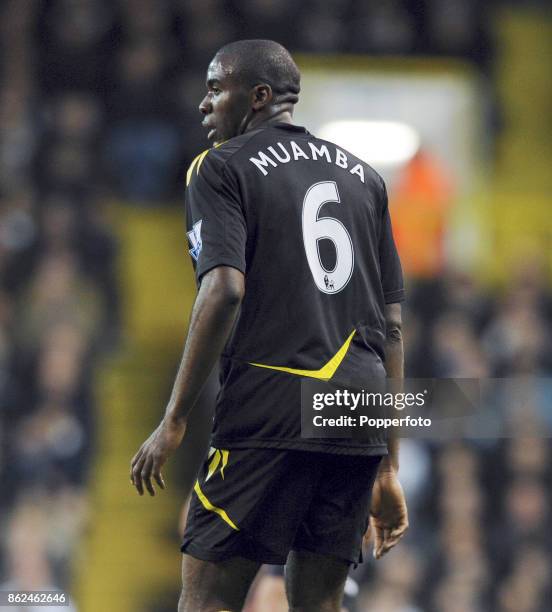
[367,302,409,560]
[199,52,295,146]
[130,51,408,612]
[130,265,244,496]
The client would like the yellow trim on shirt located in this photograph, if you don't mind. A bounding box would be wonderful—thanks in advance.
[185,150,205,186]
[194,149,210,177]
[185,142,226,187]
[249,329,356,380]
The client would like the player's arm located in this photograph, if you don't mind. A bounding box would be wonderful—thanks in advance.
[380,301,403,473]
[369,301,408,557]
[368,179,408,558]
[164,265,244,422]
[130,265,244,496]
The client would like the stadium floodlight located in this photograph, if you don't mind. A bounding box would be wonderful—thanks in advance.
[318,120,420,167]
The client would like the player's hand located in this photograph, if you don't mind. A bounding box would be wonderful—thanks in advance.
[130,416,187,496]
[366,469,408,559]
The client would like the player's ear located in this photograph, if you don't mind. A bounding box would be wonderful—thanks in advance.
[251,84,272,111]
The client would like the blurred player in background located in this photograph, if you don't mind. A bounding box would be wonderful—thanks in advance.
[131,39,408,611]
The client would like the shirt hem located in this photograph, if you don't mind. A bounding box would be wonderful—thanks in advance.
[384,288,405,303]
[197,259,246,282]
[211,436,388,456]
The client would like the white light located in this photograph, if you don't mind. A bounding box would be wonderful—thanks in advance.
[318,120,420,167]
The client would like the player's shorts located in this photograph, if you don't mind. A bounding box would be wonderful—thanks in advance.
[181,446,382,565]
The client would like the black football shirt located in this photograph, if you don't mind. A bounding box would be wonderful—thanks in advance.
[184,122,404,455]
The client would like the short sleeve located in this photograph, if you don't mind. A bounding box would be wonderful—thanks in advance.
[378,180,405,303]
[185,150,247,283]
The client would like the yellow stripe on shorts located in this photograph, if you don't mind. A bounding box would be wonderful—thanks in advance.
[193,480,239,531]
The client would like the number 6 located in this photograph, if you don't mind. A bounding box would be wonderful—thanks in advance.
[302,181,354,294]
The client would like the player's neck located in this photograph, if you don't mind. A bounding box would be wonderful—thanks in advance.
[245,109,294,133]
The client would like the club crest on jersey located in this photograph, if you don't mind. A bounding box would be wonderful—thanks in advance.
[187,219,203,261]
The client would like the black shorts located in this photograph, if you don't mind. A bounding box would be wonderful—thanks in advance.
[181,447,382,565]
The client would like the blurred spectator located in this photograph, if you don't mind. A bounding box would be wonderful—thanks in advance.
[350,1,416,54]
[0,495,80,610]
[105,39,181,200]
[0,87,38,194]
[50,93,103,143]
[482,293,551,375]
[431,312,489,377]
[296,0,348,53]
[0,1,120,599]
[15,252,101,353]
[121,0,174,40]
[232,0,299,48]
[37,0,120,95]
[175,0,237,63]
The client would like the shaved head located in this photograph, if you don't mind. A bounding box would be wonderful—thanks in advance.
[199,40,301,144]
[214,39,300,106]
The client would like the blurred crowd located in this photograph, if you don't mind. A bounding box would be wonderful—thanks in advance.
[353,266,552,612]
[2,0,494,204]
[0,1,550,611]
[0,0,119,602]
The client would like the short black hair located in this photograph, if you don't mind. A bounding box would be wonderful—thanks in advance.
[214,39,300,105]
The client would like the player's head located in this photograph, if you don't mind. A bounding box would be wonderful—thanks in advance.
[199,39,301,145]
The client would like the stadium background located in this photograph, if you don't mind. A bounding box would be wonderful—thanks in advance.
[0,1,551,611]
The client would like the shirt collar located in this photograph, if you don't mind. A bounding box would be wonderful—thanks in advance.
[268,122,309,134]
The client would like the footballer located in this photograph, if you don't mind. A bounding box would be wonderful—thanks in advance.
[131,39,408,612]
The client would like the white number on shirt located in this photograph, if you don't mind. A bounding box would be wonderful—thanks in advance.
[302,181,354,294]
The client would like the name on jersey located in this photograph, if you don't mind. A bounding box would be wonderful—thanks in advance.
[249,141,365,183]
